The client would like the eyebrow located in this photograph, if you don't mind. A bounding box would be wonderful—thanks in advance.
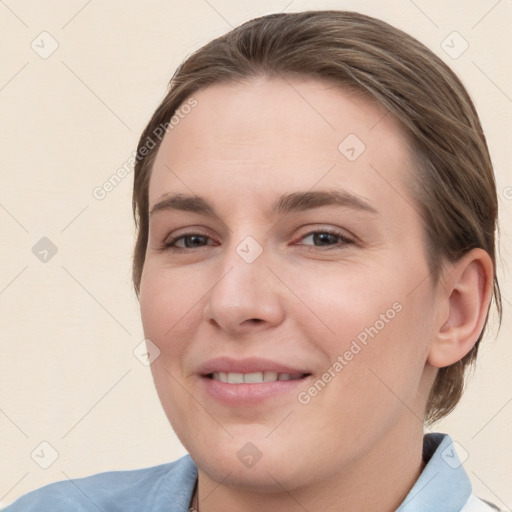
[149,189,378,218]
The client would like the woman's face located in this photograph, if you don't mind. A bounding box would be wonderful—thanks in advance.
[139,77,440,491]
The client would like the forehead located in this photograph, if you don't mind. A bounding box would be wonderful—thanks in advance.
[149,77,416,218]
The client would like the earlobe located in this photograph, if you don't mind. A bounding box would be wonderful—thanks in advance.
[427,248,494,369]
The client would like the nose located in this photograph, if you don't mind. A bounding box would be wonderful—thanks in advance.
[203,239,286,335]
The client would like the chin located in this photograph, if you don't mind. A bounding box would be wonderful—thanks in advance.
[181,426,312,491]
[194,447,305,493]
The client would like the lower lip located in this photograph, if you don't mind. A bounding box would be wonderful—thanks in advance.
[199,375,310,406]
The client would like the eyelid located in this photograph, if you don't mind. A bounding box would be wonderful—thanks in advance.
[161,225,213,243]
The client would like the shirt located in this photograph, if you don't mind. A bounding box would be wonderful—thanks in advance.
[2,433,502,511]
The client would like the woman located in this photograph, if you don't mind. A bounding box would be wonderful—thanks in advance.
[5,10,503,512]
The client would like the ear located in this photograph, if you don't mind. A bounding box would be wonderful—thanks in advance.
[427,248,494,368]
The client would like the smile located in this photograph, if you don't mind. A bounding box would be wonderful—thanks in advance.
[209,371,307,383]
[197,357,312,405]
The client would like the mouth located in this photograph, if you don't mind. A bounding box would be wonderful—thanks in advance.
[197,357,313,405]
[206,371,310,384]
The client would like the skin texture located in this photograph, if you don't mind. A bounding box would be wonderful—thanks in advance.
[139,77,493,512]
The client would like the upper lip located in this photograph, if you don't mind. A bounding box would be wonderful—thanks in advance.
[197,357,311,376]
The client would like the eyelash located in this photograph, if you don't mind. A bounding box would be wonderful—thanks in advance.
[160,228,354,253]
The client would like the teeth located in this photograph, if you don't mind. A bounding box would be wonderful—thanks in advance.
[211,371,303,383]
[227,372,244,384]
[263,371,278,382]
[244,372,264,383]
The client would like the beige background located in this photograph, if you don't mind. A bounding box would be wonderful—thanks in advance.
[0,0,511,508]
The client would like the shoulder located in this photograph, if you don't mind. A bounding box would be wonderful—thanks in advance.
[2,455,197,512]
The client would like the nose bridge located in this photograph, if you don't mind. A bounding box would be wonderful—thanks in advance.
[204,233,284,330]
[212,233,270,306]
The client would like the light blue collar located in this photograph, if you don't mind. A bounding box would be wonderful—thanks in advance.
[397,432,472,511]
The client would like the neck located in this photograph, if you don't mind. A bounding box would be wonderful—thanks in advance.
[193,421,426,512]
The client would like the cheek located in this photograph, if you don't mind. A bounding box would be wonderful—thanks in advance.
[139,268,203,430]
[302,266,434,397]
[295,265,405,349]
[139,265,202,344]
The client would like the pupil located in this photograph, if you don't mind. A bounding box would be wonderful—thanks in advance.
[185,235,205,248]
[315,233,336,245]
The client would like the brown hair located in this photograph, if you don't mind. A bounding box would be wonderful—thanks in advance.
[131,10,501,424]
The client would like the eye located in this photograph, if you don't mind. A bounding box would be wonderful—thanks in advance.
[160,228,354,253]
[161,233,216,252]
[297,229,354,249]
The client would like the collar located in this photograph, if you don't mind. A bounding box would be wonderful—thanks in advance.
[397,432,472,511]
